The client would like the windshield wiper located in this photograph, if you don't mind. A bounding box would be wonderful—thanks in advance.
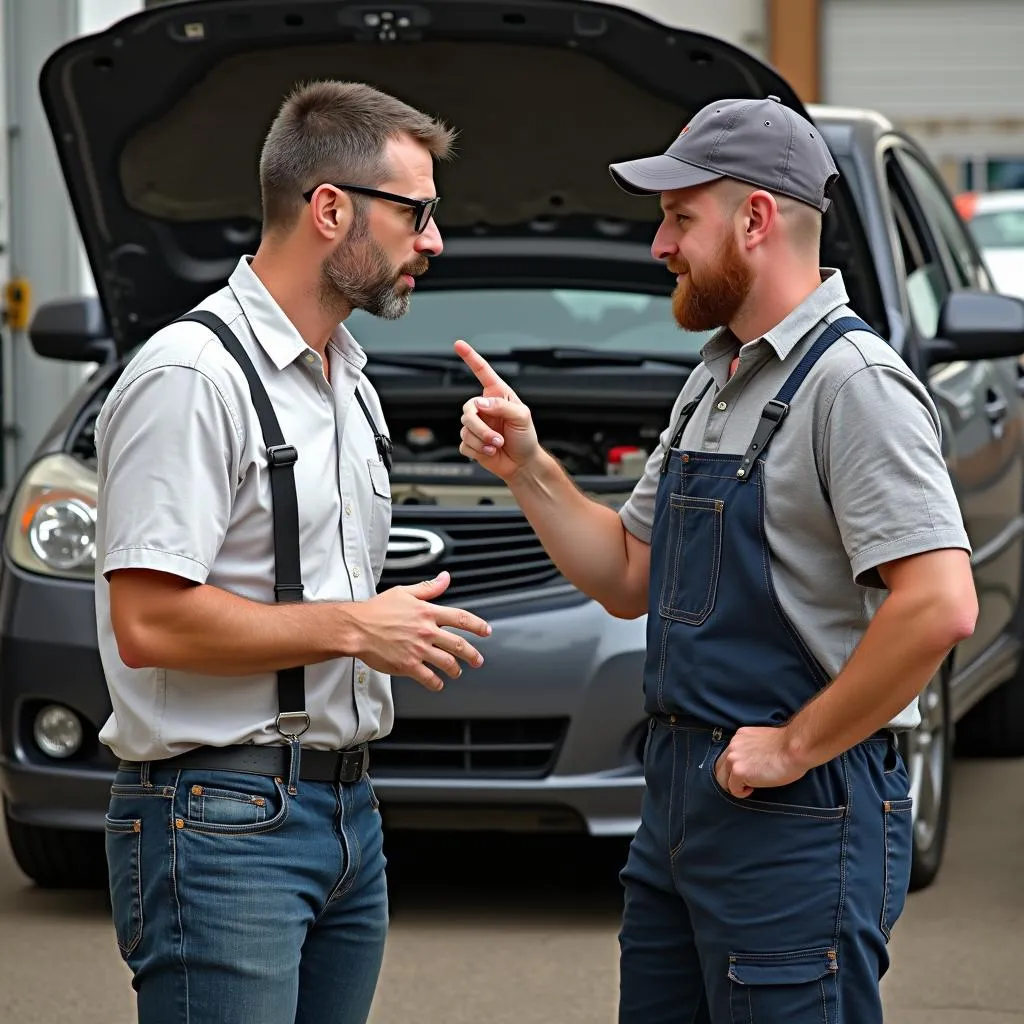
[367,352,474,374]
[505,346,698,368]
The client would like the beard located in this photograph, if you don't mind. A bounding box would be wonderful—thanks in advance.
[320,217,429,321]
[670,230,753,332]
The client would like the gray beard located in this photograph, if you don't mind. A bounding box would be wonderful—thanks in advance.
[320,228,410,321]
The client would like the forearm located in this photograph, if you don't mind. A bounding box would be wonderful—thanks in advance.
[116,581,360,675]
[783,587,974,769]
[507,449,643,616]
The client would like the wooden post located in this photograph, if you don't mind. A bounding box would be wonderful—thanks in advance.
[768,0,820,103]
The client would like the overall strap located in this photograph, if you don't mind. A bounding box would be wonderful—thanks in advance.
[735,316,877,482]
[660,377,715,475]
[175,309,308,739]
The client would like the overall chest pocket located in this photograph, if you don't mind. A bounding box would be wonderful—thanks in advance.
[659,493,724,625]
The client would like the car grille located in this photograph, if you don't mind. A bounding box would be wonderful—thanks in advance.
[371,717,569,778]
[379,508,563,599]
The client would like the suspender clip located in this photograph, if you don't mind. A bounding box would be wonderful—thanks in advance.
[266,444,298,467]
[275,711,311,740]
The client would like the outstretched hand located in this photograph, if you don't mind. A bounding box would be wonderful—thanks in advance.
[454,340,540,480]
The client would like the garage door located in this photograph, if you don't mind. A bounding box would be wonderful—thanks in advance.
[822,0,1024,126]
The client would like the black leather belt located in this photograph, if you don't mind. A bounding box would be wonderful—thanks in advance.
[120,743,369,784]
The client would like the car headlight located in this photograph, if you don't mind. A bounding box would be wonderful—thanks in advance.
[5,454,98,580]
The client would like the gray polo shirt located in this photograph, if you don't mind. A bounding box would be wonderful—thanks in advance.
[95,257,393,762]
[620,270,971,730]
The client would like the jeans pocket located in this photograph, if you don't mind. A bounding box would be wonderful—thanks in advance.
[176,771,288,835]
[658,494,723,625]
[881,797,914,940]
[728,948,838,1023]
[187,784,269,826]
[366,776,380,812]
[105,816,143,958]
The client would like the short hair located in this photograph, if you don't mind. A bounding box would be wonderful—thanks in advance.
[259,80,456,232]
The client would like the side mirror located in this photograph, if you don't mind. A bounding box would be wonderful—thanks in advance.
[28,297,116,364]
[924,290,1024,365]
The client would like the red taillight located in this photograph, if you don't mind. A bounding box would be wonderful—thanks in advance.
[954,192,978,220]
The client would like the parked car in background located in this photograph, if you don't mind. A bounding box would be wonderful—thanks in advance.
[3,0,1024,895]
[955,190,1024,299]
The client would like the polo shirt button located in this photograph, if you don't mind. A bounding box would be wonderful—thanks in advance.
[305,353,316,364]
[358,671,367,686]
[344,503,352,517]
[352,566,361,578]
[716,401,727,411]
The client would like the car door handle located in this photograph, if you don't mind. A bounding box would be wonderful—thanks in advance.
[986,395,1009,422]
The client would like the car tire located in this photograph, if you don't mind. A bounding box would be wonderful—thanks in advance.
[954,670,1024,758]
[900,669,953,892]
[4,807,108,889]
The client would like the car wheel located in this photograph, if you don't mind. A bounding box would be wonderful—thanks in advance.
[900,670,953,892]
[4,806,107,889]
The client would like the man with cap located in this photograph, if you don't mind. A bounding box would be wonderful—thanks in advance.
[454,96,977,1023]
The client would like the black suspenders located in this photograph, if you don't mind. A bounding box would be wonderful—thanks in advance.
[174,309,390,742]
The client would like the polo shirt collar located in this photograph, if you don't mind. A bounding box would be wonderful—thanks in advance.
[700,268,850,372]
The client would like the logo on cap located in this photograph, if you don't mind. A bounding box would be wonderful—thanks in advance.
[679,124,690,136]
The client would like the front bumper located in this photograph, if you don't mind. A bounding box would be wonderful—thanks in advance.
[1,567,650,837]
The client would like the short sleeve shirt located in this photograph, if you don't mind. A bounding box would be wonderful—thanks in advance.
[619,270,971,730]
[95,257,394,761]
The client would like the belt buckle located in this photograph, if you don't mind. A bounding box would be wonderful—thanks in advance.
[338,744,368,784]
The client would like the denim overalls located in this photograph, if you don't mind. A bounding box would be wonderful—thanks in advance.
[618,318,914,1024]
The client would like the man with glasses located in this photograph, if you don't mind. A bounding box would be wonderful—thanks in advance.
[94,80,490,1024]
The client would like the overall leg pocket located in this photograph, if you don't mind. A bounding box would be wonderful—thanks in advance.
[659,494,723,625]
[880,798,914,940]
[105,816,143,958]
[728,948,838,1023]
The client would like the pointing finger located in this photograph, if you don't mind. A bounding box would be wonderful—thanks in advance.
[454,339,505,390]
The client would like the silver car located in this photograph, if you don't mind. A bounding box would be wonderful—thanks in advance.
[4,0,1024,896]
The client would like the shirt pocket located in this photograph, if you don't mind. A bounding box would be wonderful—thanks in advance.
[367,458,392,578]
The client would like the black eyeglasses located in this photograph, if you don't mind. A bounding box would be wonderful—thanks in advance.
[302,183,440,234]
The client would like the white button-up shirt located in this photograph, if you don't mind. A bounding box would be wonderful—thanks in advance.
[95,257,393,761]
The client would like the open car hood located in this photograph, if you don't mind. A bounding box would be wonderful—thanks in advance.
[41,0,846,353]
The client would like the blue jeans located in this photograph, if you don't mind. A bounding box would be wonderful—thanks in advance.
[105,759,388,1024]
[618,720,913,1023]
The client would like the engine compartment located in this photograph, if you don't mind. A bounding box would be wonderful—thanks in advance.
[381,396,673,509]
[66,371,683,514]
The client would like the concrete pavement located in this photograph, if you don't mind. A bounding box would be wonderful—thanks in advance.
[1,756,1021,1023]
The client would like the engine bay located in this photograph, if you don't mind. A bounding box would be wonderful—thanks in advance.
[67,369,685,515]
[381,398,674,509]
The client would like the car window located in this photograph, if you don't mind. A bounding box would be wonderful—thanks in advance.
[898,150,988,290]
[886,155,950,339]
[347,288,716,357]
[969,208,1024,249]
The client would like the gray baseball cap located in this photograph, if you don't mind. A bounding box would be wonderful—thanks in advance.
[609,96,839,213]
